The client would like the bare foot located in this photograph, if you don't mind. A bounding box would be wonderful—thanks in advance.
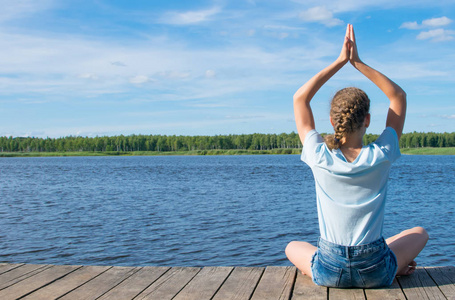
[397,261,417,276]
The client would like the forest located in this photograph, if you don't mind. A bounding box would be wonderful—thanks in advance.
[0,132,454,153]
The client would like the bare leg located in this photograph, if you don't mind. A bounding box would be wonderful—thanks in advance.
[285,241,317,278]
[386,227,429,276]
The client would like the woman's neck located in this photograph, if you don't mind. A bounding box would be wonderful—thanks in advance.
[340,138,363,149]
[340,131,364,149]
[339,131,365,162]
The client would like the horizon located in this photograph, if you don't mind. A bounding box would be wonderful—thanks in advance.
[3,130,453,140]
[1,1,454,138]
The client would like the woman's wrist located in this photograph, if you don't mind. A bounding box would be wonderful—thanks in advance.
[335,56,349,66]
[350,58,364,68]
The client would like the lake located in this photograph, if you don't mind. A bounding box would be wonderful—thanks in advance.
[0,154,453,267]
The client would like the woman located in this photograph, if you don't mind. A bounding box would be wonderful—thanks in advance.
[285,24,428,288]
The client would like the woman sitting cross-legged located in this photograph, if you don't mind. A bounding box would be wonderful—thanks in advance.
[285,24,429,288]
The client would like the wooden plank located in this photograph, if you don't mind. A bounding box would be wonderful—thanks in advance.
[97,266,170,300]
[212,267,264,300]
[0,264,80,299]
[425,266,455,299]
[173,266,233,300]
[0,263,24,275]
[135,267,201,300]
[0,264,50,290]
[291,271,327,300]
[22,265,111,300]
[397,267,446,299]
[329,288,365,299]
[59,266,139,300]
[250,266,296,300]
[364,278,405,300]
[0,263,452,300]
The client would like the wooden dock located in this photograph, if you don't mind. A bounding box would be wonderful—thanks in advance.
[0,263,453,299]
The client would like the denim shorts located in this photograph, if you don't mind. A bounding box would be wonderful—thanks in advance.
[311,237,398,288]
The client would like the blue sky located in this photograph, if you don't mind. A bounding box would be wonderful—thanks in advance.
[1,0,454,138]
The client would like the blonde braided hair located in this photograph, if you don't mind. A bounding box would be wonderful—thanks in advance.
[324,87,370,150]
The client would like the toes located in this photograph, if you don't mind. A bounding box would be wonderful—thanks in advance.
[397,261,418,276]
[405,267,416,275]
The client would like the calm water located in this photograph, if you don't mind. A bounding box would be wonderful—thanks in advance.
[0,155,454,267]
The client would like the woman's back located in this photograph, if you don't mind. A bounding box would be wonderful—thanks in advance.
[302,127,400,245]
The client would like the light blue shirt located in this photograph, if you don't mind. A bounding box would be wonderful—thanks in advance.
[301,127,401,246]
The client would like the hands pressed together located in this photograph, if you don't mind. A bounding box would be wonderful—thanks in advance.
[339,24,361,66]
[294,23,407,144]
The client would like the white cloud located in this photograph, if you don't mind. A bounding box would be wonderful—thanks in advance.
[400,21,420,30]
[401,17,454,42]
[263,25,306,31]
[79,73,99,80]
[417,29,455,42]
[111,61,126,67]
[278,32,290,39]
[441,114,455,119]
[186,102,228,108]
[422,16,453,27]
[158,71,191,79]
[129,75,149,84]
[205,70,216,78]
[264,31,291,39]
[291,0,454,14]
[299,6,343,27]
[400,16,453,30]
[159,7,221,25]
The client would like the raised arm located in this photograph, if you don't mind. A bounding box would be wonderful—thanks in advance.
[348,25,407,139]
[294,25,350,145]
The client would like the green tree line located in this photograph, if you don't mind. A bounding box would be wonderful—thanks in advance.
[0,132,453,153]
[0,133,301,152]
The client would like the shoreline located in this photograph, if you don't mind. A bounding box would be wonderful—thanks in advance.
[0,148,301,157]
[399,147,455,155]
[0,147,454,157]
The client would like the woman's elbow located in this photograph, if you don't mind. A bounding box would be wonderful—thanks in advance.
[293,92,302,104]
[396,90,407,102]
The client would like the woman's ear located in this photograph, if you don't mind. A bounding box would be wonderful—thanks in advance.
[364,113,371,128]
[330,116,335,127]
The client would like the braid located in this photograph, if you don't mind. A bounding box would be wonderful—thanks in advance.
[325,87,370,150]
